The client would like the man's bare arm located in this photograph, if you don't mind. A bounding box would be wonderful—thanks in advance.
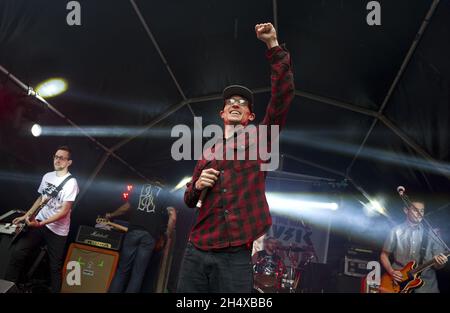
[106,202,131,219]
[26,201,73,228]
[166,207,177,238]
[12,195,43,224]
[380,250,403,282]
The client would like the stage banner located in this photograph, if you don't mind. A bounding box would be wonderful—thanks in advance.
[260,213,331,268]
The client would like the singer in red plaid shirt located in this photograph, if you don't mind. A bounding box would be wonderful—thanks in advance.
[177,22,295,293]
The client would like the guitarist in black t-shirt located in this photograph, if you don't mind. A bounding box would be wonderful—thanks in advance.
[106,183,176,293]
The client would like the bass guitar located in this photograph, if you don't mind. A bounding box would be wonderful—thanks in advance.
[95,217,166,252]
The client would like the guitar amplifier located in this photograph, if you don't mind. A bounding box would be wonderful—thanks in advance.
[344,246,379,277]
[75,225,123,251]
[61,243,119,293]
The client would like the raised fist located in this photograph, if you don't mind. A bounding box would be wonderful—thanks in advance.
[255,23,278,48]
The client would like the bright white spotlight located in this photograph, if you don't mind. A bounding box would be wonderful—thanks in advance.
[171,176,192,192]
[35,78,68,98]
[31,124,42,137]
[361,199,387,217]
[300,200,338,210]
[370,200,384,214]
[266,192,339,212]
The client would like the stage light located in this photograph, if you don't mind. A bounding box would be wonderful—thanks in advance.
[35,78,67,98]
[172,176,192,192]
[361,199,387,217]
[31,126,171,138]
[281,131,450,176]
[266,192,339,212]
[31,123,42,137]
[370,200,385,214]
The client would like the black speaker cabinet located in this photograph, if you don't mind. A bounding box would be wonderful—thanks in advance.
[335,273,364,293]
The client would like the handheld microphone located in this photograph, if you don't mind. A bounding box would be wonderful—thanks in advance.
[196,189,208,209]
[194,164,219,209]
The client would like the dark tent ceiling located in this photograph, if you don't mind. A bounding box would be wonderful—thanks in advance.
[1,0,449,222]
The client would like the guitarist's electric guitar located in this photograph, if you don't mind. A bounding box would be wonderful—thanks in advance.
[95,217,166,252]
[96,217,129,233]
[9,196,51,248]
[380,252,450,293]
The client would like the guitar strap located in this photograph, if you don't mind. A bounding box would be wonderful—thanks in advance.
[418,224,429,266]
[48,175,74,198]
[9,175,74,248]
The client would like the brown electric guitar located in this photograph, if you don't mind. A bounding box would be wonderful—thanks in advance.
[95,217,166,252]
[96,217,129,233]
[380,252,450,293]
[9,196,52,248]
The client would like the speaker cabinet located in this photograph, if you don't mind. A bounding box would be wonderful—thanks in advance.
[0,279,18,293]
[61,243,119,293]
[335,273,364,293]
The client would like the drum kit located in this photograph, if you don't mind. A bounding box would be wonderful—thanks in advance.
[253,256,284,293]
[253,245,314,293]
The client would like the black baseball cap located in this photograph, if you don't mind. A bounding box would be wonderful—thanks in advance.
[222,85,254,112]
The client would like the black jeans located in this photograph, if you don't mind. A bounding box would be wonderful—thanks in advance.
[177,242,253,293]
[5,226,67,293]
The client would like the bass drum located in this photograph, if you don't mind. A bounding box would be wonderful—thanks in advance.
[253,257,284,292]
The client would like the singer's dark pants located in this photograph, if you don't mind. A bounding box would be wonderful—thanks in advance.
[5,226,67,293]
[177,242,253,293]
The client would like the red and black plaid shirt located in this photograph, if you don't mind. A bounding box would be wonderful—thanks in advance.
[184,45,295,250]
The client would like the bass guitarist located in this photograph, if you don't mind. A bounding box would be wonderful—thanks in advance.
[106,182,176,293]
